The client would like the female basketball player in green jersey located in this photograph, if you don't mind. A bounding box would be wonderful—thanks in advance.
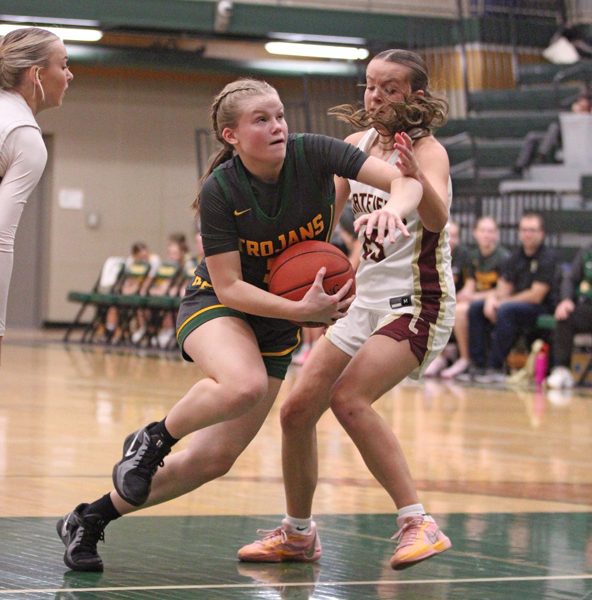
[56,78,424,571]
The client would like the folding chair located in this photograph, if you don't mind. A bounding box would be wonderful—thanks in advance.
[63,256,125,343]
[132,261,183,348]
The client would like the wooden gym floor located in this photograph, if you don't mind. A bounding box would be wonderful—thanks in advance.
[1,329,591,599]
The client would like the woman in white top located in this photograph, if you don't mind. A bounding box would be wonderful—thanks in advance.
[0,27,72,364]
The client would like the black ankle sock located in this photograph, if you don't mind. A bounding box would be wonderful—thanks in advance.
[149,418,179,447]
[84,493,121,524]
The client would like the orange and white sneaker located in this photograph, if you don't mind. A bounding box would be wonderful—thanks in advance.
[390,515,451,570]
[237,519,321,563]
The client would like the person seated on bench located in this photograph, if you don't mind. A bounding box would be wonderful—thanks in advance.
[460,212,557,384]
[424,220,471,376]
[547,243,592,389]
[440,216,510,379]
[131,234,187,347]
[104,241,160,341]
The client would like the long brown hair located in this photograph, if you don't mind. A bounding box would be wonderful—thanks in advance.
[193,78,278,211]
[329,49,448,136]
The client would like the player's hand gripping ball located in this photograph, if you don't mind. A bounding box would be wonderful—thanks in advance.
[268,240,355,327]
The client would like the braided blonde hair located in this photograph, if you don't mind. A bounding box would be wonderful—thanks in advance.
[193,79,278,211]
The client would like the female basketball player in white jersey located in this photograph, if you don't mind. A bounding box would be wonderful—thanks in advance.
[238,49,455,570]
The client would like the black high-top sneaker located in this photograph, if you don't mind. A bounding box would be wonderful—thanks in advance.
[56,504,106,572]
[112,422,171,506]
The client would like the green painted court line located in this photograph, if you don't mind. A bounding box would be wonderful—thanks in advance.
[3,574,592,595]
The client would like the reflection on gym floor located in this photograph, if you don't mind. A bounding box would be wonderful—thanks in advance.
[1,331,591,598]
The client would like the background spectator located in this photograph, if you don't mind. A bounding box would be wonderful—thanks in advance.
[461,212,556,384]
[546,244,592,389]
[571,89,592,114]
[104,241,160,342]
[424,220,471,376]
[440,216,510,379]
[131,234,187,347]
[448,220,471,291]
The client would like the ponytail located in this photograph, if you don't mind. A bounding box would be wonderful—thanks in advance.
[192,146,235,211]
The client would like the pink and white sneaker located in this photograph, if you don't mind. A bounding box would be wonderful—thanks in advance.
[390,515,451,570]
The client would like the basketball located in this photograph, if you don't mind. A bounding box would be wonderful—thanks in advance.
[268,240,355,327]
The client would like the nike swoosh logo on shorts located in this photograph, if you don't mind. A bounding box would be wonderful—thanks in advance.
[233,208,252,217]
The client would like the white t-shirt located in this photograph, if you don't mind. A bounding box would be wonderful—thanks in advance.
[0,90,47,335]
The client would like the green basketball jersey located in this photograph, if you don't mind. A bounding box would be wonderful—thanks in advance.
[197,133,368,289]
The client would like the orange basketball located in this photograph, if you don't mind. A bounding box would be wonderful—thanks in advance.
[268,240,355,327]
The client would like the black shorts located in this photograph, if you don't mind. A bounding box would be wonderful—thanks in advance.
[176,287,301,380]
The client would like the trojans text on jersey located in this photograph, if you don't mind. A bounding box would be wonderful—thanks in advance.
[239,213,325,257]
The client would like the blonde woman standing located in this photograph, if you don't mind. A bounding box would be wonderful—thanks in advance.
[0,27,73,364]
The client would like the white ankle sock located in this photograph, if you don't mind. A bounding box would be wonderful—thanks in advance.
[396,503,425,527]
[285,515,312,534]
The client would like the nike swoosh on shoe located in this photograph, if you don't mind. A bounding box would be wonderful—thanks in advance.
[124,432,142,457]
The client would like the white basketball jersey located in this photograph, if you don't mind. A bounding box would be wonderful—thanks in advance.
[349,128,455,325]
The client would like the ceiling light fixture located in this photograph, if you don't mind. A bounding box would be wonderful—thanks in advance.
[0,23,103,42]
[265,41,368,61]
[268,33,367,46]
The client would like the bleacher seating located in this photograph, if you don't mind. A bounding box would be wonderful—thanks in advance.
[439,113,559,140]
[467,86,581,112]
[516,61,592,87]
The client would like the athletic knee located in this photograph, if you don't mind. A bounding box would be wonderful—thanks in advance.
[330,382,363,428]
[220,375,268,418]
[280,390,325,433]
